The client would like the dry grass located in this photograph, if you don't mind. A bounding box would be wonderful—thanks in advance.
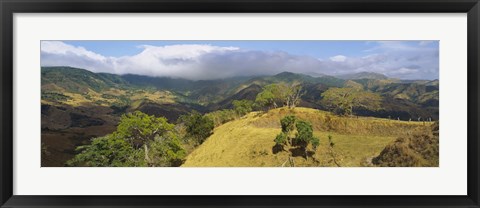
[252,107,431,137]
[43,88,177,107]
[182,107,432,167]
[129,90,176,104]
[372,122,439,167]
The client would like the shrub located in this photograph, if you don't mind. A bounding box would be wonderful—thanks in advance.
[232,99,254,116]
[178,111,214,145]
[205,109,238,127]
[41,92,71,102]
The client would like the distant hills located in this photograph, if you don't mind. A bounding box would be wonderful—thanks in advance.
[336,72,389,80]
[42,66,438,119]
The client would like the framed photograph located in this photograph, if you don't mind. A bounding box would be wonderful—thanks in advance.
[1,0,479,207]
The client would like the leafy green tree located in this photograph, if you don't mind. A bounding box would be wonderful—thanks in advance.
[321,87,382,116]
[256,83,304,110]
[67,111,186,167]
[274,132,288,146]
[114,111,183,166]
[280,115,296,133]
[232,99,254,116]
[284,84,304,109]
[255,84,278,109]
[274,115,319,163]
[294,120,320,158]
[148,134,186,167]
[274,115,296,149]
[66,135,144,167]
[178,111,214,145]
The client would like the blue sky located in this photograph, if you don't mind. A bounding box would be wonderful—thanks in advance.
[61,40,377,58]
[41,40,439,80]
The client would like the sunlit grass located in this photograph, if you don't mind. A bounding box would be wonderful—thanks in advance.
[182,107,431,167]
[42,87,177,108]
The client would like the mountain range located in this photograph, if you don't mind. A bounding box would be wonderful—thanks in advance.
[42,66,438,118]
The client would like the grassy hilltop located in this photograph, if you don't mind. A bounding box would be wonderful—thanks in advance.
[183,107,433,167]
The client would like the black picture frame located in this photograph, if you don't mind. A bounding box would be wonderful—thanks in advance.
[1,0,479,207]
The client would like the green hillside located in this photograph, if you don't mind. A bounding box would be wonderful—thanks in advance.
[41,66,439,120]
[42,66,130,93]
[337,72,389,80]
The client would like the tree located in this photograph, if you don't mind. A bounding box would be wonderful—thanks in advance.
[67,111,186,167]
[66,135,144,167]
[256,83,305,110]
[148,134,186,167]
[274,115,296,148]
[232,99,254,116]
[255,84,279,109]
[280,115,296,133]
[285,84,304,109]
[294,120,320,159]
[273,115,319,164]
[321,87,382,116]
[274,132,288,146]
[114,111,183,166]
[178,111,214,145]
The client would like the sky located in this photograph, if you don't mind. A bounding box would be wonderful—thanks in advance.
[40,40,439,80]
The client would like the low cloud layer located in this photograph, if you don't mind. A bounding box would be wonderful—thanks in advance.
[41,41,439,80]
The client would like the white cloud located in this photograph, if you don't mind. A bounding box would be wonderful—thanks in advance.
[329,55,347,62]
[41,42,240,79]
[41,41,439,80]
[41,41,106,61]
[137,44,238,60]
[388,67,419,75]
